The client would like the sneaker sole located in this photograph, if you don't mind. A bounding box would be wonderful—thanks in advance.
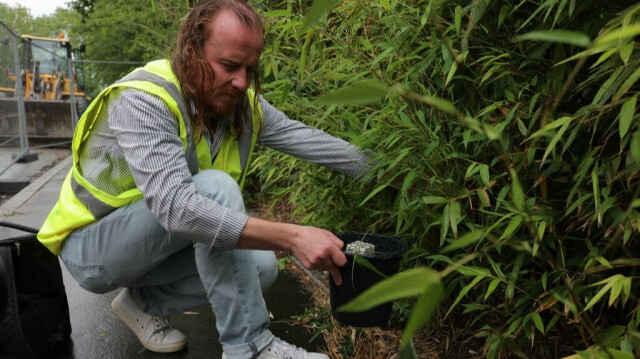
[111,296,187,353]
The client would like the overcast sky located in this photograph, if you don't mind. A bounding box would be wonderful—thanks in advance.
[0,0,70,17]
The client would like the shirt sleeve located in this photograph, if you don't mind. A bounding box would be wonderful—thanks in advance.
[257,96,372,179]
[107,89,248,250]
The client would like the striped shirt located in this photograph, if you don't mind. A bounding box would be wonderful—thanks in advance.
[84,89,370,251]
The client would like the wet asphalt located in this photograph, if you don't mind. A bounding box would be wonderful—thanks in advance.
[0,148,327,358]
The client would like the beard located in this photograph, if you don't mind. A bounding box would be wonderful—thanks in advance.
[203,85,245,116]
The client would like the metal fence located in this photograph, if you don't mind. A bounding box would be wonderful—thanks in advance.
[0,19,36,174]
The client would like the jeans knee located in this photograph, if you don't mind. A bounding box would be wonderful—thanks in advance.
[255,251,278,292]
[193,169,244,212]
[61,259,117,294]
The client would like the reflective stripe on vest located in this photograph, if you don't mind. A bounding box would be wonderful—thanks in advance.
[37,60,261,255]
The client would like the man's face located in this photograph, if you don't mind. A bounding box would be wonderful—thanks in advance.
[203,9,263,116]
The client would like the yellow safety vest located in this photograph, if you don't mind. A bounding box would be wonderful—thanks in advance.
[38,60,261,255]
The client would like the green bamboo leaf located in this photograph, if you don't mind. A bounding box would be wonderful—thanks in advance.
[360,183,388,206]
[404,91,460,115]
[454,265,490,277]
[552,0,565,27]
[485,278,500,301]
[420,4,430,26]
[624,220,632,245]
[399,342,417,359]
[480,70,494,85]
[482,123,501,140]
[441,204,450,245]
[449,201,461,238]
[441,229,484,253]
[533,221,546,256]
[577,348,634,359]
[591,48,617,69]
[480,164,490,187]
[504,317,522,336]
[477,188,491,207]
[554,292,578,315]
[516,30,591,47]
[509,169,525,210]
[507,254,524,300]
[546,314,560,334]
[616,67,640,99]
[528,116,572,140]
[622,277,631,304]
[564,193,593,217]
[423,196,448,204]
[595,24,640,44]
[401,172,417,194]
[593,67,623,105]
[353,255,387,279]
[609,276,623,306]
[584,280,615,311]
[517,118,528,135]
[592,166,600,219]
[445,62,457,86]
[498,5,509,30]
[542,120,570,163]
[596,256,612,268]
[536,221,546,242]
[399,283,443,348]
[591,275,623,286]
[486,256,506,281]
[300,0,341,33]
[632,130,640,164]
[454,6,462,34]
[380,0,391,10]
[445,275,484,318]
[338,267,441,312]
[620,42,634,65]
[465,162,479,179]
[315,79,388,106]
[500,215,523,240]
[262,8,292,17]
[619,96,637,139]
[531,312,545,334]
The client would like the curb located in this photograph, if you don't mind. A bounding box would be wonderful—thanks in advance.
[0,155,71,219]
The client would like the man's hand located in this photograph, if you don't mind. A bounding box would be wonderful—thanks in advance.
[289,226,347,286]
[238,217,347,285]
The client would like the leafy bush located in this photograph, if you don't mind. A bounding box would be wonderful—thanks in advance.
[253,0,640,357]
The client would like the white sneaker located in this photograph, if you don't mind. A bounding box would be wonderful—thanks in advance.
[111,288,187,353]
[222,337,329,359]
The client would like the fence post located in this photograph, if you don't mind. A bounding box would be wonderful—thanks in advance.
[67,53,78,130]
[0,20,37,176]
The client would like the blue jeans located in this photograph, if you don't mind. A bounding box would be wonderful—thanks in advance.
[60,169,278,359]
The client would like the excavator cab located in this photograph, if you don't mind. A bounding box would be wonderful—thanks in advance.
[22,35,87,101]
[0,35,90,141]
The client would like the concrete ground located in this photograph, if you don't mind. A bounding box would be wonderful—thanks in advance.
[0,148,327,358]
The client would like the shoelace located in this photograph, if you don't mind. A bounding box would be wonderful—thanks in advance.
[269,337,307,359]
[152,316,171,334]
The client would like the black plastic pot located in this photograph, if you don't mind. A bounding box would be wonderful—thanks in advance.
[329,233,405,327]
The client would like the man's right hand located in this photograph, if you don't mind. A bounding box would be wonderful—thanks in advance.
[288,225,347,286]
[238,217,347,285]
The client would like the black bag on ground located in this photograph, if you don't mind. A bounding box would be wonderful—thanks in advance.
[0,222,71,358]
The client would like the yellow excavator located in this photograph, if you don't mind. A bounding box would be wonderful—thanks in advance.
[0,34,90,140]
